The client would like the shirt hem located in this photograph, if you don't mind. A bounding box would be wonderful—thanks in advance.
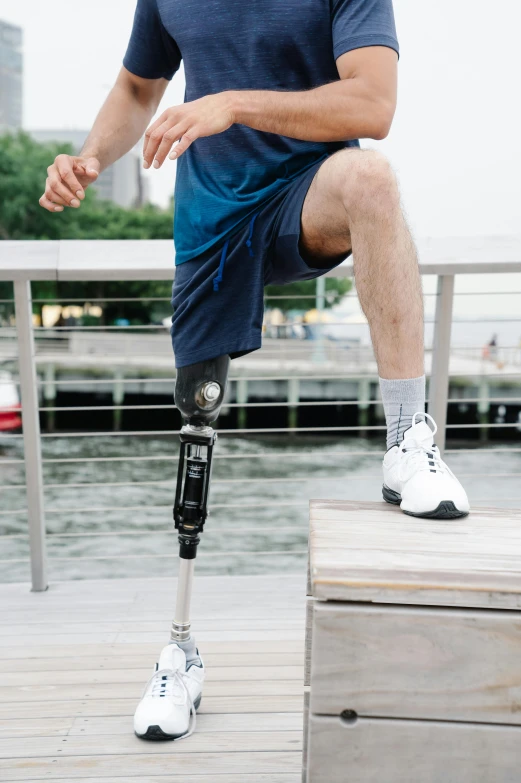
[333,34,400,61]
[122,56,175,81]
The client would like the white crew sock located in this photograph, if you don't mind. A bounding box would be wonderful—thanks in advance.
[379,375,426,450]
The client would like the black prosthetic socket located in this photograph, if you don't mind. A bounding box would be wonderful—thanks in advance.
[175,356,230,426]
[173,355,230,561]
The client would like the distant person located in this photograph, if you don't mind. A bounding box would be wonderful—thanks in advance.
[39,0,469,742]
[489,333,499,362]
[483,334,500,364]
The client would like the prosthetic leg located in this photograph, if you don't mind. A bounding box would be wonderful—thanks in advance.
[170,355,230,647]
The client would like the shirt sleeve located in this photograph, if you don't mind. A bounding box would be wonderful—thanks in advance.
[123,0,181,80]
[331,0,399,61]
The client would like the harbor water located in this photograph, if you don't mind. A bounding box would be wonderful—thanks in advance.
[1,433,520,583]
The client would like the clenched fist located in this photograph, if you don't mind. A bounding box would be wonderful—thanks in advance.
[39,154,101,213]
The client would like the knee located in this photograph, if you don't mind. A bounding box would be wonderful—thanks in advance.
[338,150,399,217]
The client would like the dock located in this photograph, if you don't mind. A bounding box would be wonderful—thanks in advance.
[0,574,305,782]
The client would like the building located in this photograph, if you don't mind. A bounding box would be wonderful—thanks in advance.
[0,20,23,131]
[30,129,148,209]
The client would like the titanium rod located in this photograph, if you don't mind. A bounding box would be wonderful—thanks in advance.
[171,556,195,642]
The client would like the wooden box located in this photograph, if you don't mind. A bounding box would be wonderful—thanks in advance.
[304,501,521,783]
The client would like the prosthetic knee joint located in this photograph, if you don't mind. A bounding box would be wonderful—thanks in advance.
[170,355,230,645]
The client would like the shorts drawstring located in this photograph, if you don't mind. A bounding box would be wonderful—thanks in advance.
[213,213,258,292]
[213,239,230,292]
[245,213,258,258]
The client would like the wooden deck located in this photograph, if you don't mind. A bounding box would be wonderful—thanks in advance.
[0,574,305,782]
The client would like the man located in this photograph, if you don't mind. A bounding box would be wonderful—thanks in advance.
[40,0,470,741]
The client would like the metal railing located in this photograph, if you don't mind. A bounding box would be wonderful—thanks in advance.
[1,237,521,591]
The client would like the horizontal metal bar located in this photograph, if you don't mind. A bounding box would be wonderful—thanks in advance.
[6,469,521,495]
[2,447,520,469]
[22,291,521,301]
[0,525,309,540]
[1,500,310,517]
[1,550,308,564]
[5,395,519,416]
[5,420,521,441]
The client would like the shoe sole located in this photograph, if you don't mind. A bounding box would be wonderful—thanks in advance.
[382,485,469,519]
[135,694,202,741]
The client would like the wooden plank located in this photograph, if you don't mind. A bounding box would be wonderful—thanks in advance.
[0,713,302,739]
[13,777,301,783]
[309,501,521,609]
[0,641,305,661]
[0,574,303,599]
[0,631,305,647]
[307,715,521,783]
[310,602,521,724]
[1,619,304,637]
[302,690,310,783]
[0,718,73,738]
[15,777,301,783]
[304,599,313,688]
[0,652,304,673]
[0,665,304,688]
[0,695,305,721]
[0,751,302,779]
[0,679,304,704]
[67,713,303,737]
[0,730,302,759]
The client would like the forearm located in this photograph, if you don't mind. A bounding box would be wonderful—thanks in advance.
[81,74,161,171]
[230,79,395,142]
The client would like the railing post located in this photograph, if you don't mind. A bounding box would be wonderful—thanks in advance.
[429,274,455,455]
[14,280,48,592]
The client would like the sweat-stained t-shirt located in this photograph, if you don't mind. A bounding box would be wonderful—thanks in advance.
[123,0,399,265]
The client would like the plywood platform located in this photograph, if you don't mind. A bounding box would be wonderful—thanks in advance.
[0,574,305,782]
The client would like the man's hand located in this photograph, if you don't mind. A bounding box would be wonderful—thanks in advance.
[143,93,235,170]
[39,155,101,213]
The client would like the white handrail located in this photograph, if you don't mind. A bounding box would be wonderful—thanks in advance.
[2,235,521,281]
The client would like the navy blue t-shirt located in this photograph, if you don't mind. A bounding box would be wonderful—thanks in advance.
[124,0,399,265]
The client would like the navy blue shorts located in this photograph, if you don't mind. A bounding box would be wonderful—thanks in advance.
[171,158,343,368]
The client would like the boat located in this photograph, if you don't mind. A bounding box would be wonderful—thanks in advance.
[0,371,22,432]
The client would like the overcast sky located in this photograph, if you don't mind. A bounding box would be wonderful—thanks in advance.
[1,0,520,242]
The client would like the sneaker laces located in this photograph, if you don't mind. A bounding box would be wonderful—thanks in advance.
[400,412,444,475]
[144,667,196,740]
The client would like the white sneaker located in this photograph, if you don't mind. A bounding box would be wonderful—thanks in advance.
[383,412,470,519]
[134,643,205,741]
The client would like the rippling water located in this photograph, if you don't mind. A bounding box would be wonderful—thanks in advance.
[1,434,520,583]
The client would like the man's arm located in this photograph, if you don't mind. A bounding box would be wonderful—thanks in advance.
[39,67,168,213]
[144,46,397,170]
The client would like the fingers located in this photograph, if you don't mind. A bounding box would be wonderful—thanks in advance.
[45,176,81,208]
[77,157,100,181]
[39,194,64,213]
[152,123,191,168]
[143,119,172,169]
[169,130,197,160]
[54,155,85,201]
[143,108,171,162]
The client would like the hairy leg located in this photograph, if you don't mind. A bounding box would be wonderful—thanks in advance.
[300,149,424,379]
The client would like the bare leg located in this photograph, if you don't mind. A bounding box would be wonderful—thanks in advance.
[300,148,424,379]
